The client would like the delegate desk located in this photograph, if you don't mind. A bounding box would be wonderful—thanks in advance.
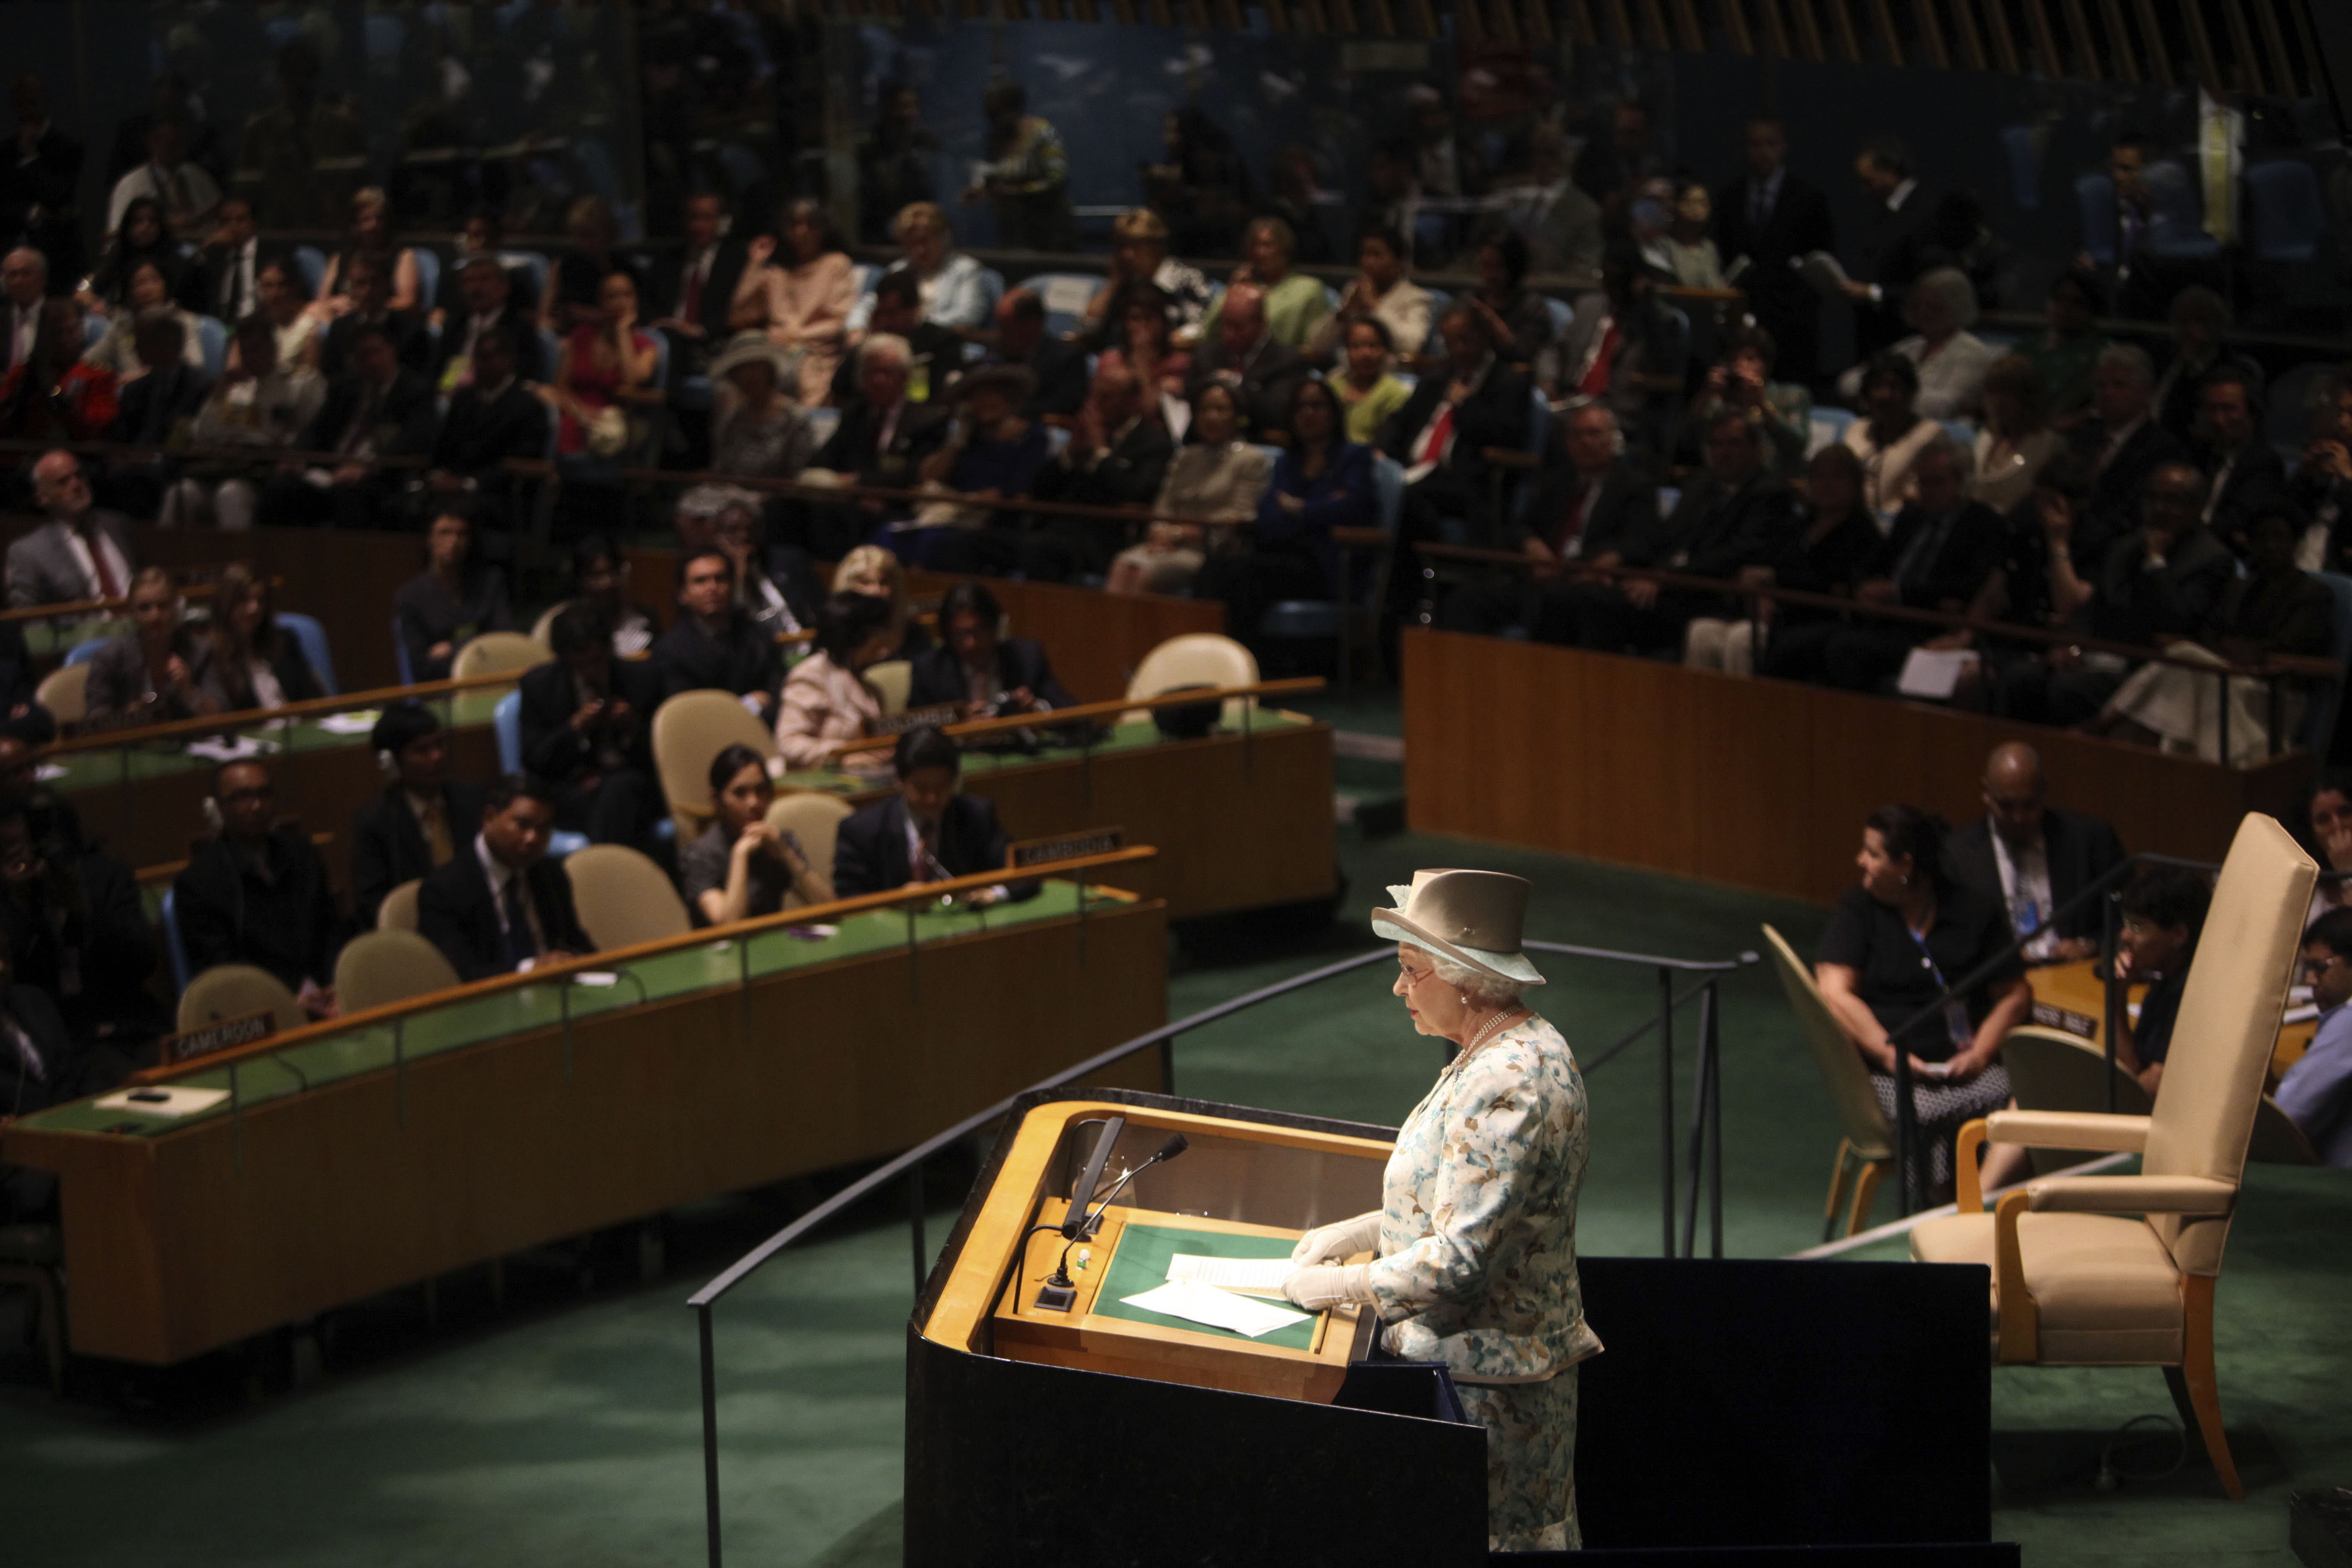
[781,685,1336,921]
[2,858,1166,1365]
[1403,628,2310,906]
[2030,957,2318,1080]
[37,676,512,871]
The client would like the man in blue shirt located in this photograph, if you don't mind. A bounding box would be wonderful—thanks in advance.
[2278,908,2352,1167]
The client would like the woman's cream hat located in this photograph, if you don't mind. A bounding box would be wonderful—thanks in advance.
[1371,869,1546,986]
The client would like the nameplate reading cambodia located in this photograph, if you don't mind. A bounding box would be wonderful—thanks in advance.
[869,704,967,737]
[162,1009,277,1066]
[1009,828,1123,869]
[2030,1002,2099,1040]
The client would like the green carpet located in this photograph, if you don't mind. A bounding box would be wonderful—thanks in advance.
[4,755,2349,1564]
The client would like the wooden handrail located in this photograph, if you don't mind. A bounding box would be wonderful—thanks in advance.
[0,575,236,626]
[129,844,1161,1085]
[818,676,1326,760]
[611,464,1287,535]
[1413,542,2345,684]
[36,667,534,760]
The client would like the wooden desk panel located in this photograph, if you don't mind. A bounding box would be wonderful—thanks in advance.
[1404,629,2311,905]
[5,898,1167,1365]
[956,721,1336,919]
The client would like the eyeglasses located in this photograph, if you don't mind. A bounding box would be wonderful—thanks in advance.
[2303,954,2348,977]
[1397,961,1435,987]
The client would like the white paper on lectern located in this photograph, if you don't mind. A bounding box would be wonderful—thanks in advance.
[93,1086,231,1118]
[1120,1280,1310,1338]
[1166,1253,1295,1298]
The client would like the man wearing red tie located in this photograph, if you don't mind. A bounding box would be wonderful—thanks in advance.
[1439,401,1656,640]
[649,190,747,382]
[7,451,137,611]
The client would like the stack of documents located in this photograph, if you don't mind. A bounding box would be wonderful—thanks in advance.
[1120,1279,1309,1338]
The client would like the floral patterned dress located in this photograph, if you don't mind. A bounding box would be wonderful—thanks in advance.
[1365,1013,1600,1550]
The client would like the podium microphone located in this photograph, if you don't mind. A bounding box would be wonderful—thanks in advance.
[1037,1133,1190,1311]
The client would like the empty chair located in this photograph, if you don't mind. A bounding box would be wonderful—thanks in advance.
[2144,160,2223,259]
[1123,633,1260,727]
[34,664,88,729]
[377,878,423,932]
[766,791,854,904]
[177,962,306,1035]
[564,843,691,951]
[651,689,778,844]
[1764,925,1896,1239]
[334,929,461,1014]
[1910,814,2316,1499]
[450,631,551,681]
[2000,1025,2153,1176]
[2245,158,2326,264]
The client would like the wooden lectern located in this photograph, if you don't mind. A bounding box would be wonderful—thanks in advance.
[908,1088,1491,1567]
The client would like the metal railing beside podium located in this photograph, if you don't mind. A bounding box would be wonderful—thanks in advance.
[683,933,1756,1568]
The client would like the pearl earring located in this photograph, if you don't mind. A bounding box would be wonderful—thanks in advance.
[1460,993,1469,1006]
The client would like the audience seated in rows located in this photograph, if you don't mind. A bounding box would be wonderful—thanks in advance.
[0,799,166,1051]
[776,591,893,771]
[981,289,1088,422]
[1384,304,1533,560]
[395,502,513,683]
[833,545,932,661]
[829,270,962,409]
[1185,283,1306,441]
[543,196,644,337]
[799,333,950,560]
[1970,353,2063,515]
[683,743,832,926]
[83,567,218,728]
[433,253,546,392]
[1445,400,1653,645]
[1021,365,1175,583]
[708,336,815,482]
[547,269,658,459]
[317,252,429,382]
[312,188,424,320]
[1942,741,2127,965]
[1686,324,1810,480]
[1684,442,1878,677]
[848,201,991,338]
[679,485,820,639]
[909,580,1076,717]
[351,706,483,931]
[1199,216,1328,354]
[1202,378,1372,643]
[1094,281,1192,413]
[171,316,322,529]
[172,758,346,1018]
[573,534,660,658]
[1333,317,1413,449]
[1079,207,1212,353]
[199,562,322,713]
[1109,381,1270,597]
[416,773,595,983]
[834,726,1032,902]
[9,450,137,611]
[900,364,1050,570]
[1306,224,1430,375]
[263,321,436,530]
[83,261,204,379]
[642,191,745,385]
[524,603,663,851]
[731,197,858,407]
[1841,352,1940,517]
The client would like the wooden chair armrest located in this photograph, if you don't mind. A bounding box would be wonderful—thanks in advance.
[1993,1189,2039,1363]
[2024,1175,2236,1215]
[1479,447,1543,471]
[1954,1117,1992,1214]
[1984,1109,2151,1153]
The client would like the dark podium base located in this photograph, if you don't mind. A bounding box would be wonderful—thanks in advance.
[906,1091,2004,1567]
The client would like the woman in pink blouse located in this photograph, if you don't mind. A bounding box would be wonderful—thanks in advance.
[730,198,858,407]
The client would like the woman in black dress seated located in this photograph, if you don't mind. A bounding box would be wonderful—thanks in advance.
[1815,803,2032,1197]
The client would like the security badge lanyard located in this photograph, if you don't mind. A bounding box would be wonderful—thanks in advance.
[1905,928,1973,1054]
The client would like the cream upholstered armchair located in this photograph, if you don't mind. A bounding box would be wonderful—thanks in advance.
[1910,815,2316,1500]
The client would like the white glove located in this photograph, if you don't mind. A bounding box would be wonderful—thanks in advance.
[1282,1263,1378,1312]
[1289,1210,1382,1266]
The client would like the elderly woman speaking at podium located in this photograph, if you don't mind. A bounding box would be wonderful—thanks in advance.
[1282,869,1600,1550]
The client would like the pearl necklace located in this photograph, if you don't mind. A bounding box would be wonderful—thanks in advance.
[1449,1006,1526,1071]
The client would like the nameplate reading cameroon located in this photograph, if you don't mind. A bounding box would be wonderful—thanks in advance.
[161,1009,277,1066]
[1008,827,1124,869]
[870,703,968,737]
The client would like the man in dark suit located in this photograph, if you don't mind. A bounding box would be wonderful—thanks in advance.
[108,316,211,445]
[317,252,429,380]
[424,327,549,530]
[1184,284,1307,438]
[1558,410,1792,655]
[2061,345,2187,580]
[350,707,486,929]
[909,580,1078,715]
[833,727,1036,902]
[417,774,595,983]
[196,194,275,328]
[0,926,128,1217]
[0,800,167,1051]
[1841,134,1935,362]
[1442,400,1656,640]
[1714,116,1837,390]
[430,255,546,390]
[262,324,439,529]
[1015,364,1174,582]
[1945,741,2128,964]
[0,75,85,291]
[825,270,962,407]
[521,603,663,848]
[7,450,138,609]
[172,760,346,1016]
[983,289,1088,421]
[796,335,952,559]
[1762,437,2004,691]
[651,549,784,723]
[644,190,747,381]
[1382,304,1536,563]
[2193,366,2286,559]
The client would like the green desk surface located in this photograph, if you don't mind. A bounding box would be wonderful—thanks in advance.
[23,616,129,658]
[14,879,1114,1139]
[775,711,1313,795]
[43,688,512,794]
[1092,1220,1317,1351]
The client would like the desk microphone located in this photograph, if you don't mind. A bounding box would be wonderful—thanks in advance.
[1036,1133,1189,1311]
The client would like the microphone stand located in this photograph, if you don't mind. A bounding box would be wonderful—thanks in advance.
[1036,1134,1188,1311]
